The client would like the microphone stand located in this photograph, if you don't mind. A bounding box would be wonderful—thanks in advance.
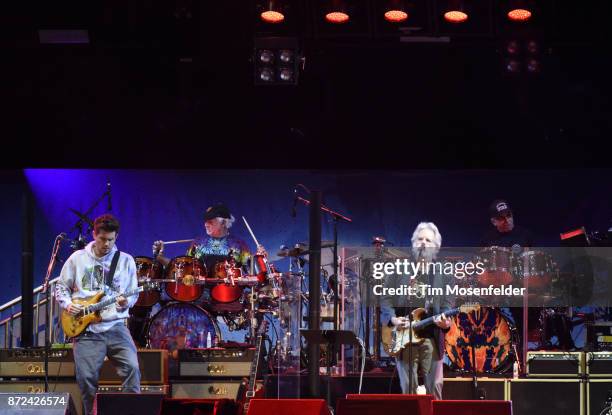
[68,185,110,250]
[42,234,64,392]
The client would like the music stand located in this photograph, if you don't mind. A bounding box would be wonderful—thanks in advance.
[301,329,360,410]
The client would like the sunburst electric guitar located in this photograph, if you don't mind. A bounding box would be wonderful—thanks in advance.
[382,303,480,357]
[61,282,158,338]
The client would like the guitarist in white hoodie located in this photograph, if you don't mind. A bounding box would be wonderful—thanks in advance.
[55,214,140,415]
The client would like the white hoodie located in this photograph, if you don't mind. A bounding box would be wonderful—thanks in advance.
[55,242,138,333]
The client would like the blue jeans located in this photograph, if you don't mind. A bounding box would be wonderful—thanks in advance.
[73,323,140,415]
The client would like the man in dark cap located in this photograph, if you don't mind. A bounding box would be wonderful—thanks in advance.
[152,203,252,275]
[480,199,534,248]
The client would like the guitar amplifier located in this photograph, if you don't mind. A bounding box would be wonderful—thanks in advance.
[0,348,75,378]
[99,349,167,385]
[442,377,507,400]
[526,351,584,377]
[585,352,612,377]
[171,380,244,400]
[508,379,584,415]
[587,322,612,351]
[178,348,256,377]
[587,379,612,415]
[97,385,169,394]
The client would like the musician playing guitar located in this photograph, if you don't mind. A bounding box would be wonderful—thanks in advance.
[381,222,455,399]
[55,214,140,415]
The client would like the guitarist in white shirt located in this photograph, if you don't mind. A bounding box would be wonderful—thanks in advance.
[381,222,454,399]
[55,214,140,415]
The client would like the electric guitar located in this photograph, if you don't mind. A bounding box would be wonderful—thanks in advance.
[61,282,158,338]
[382,303,480,357]
[240,320,268,415]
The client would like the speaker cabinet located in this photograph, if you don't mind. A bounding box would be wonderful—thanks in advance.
[442,377,507,400]
[508,379,584,415]
[99,349,167,385]
[587,379,612,415]
[0,381,82,415]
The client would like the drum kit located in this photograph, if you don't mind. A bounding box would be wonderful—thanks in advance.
[444,246,572,375]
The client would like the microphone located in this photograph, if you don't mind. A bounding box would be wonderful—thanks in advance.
[107,180,112,212]
[291,189,298,217]
[57,232,68,240]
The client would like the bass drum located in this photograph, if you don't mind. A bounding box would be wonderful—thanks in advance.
[146,302,220,358]
[444,307,514,374]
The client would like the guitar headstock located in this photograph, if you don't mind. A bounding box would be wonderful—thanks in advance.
[459,302,480,314]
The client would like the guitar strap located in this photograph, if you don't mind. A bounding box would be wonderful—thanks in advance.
[106,251,121,289]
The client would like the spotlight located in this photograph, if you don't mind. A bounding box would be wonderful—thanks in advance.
[444,10,468,23]
[279,49,294,64]
[326,12,350,24]
[253,37,301,86]
[506,40,520,55]
[261,10,285,23]
[526,40,539,54]
[325,0,350,24]
[383,0,408,23]
[258,49,275,64]
[384,10,408,23]
[508,8,532,22]
[526,58,541,73]
[259,68,275,82]
[260,0,285,24]
[506,59,521,73]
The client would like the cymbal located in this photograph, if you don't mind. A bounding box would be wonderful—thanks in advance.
[298,240,335,249]
[276,247,311,257]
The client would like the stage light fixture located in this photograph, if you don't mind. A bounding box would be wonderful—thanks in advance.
[253,37,301,86]
[383,0,408,23]
[506,0,533,22]
[443,1,468,24]
[324,0,350,24]
[260,0,285,23]
[326,11,350,24]
[526,40,539,54]
[526,58,541,73]
[508,8,531,22]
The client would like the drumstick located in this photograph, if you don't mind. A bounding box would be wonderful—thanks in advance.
[241,216,260,247]
[162,239,194,245]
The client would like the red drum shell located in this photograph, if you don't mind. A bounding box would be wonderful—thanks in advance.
[211,284,243,303]
[134,256,162,307]
[164,256,206,302]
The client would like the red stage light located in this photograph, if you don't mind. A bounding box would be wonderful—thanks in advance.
[506,40,520,55]
[444,11,468,23]
[261,10,285,23]
[326,12,350,24]
[508,8,532,22]
[384,10,408,23]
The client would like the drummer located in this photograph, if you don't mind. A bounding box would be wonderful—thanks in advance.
[480,199,534,248]
[152,203,257,276]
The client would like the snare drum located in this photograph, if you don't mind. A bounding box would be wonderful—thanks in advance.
[518,250,555,289]
[445,307,514,374]
[134,256,163,307]
[146,302,220,358]
[164,256,207,302]
[476,247,517,286]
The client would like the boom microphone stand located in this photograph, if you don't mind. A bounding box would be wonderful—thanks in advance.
[42,233,66,392]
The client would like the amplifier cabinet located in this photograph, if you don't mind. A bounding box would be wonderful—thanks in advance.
[587,379,612,415]
[178,348,256,378]
[586,352,612,378]
[171,380,244,400]
[526,351,584,377]
[587,322,612,351]
[0,381,82,415]
[98,349,167,385]
[442,377,507,400]
[0,348,75,378]
[508,378,584,415]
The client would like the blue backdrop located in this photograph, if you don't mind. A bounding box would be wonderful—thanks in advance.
[1,168,611,307]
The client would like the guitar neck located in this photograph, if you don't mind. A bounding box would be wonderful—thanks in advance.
[90,287,141,312]
[413,307,461,330]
